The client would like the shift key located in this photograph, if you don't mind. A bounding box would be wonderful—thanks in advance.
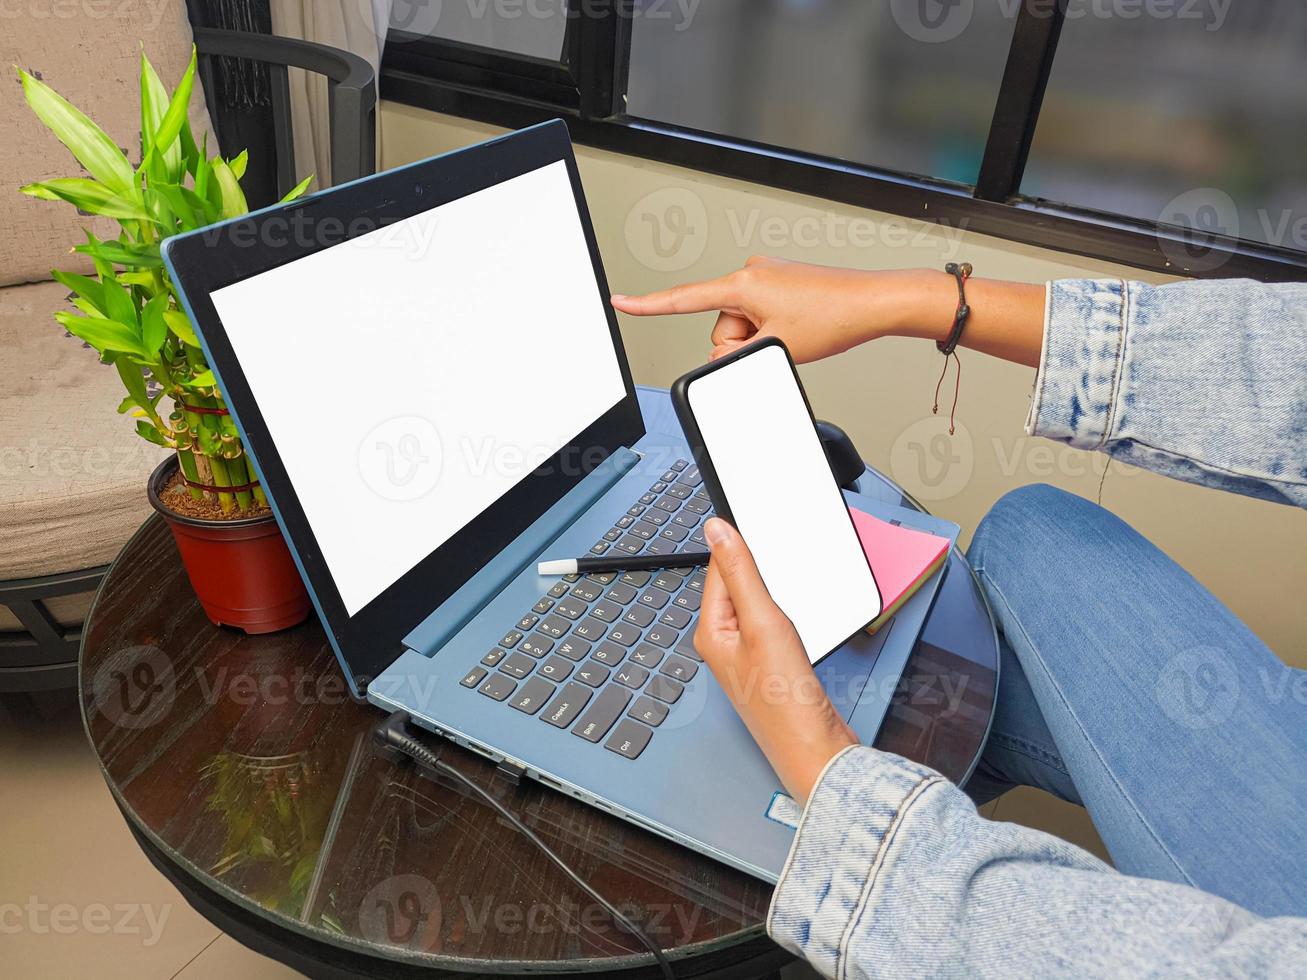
[573,685,632,743]
[542,682,592,729]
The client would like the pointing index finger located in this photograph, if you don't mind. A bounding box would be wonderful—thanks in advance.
[612,274,742,317]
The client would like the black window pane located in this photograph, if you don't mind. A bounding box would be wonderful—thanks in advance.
[626,0,1014,186]
[390,0,568,60]
[1024,4,1307,253]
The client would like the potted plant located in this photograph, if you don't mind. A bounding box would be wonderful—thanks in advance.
[19,49,313,634]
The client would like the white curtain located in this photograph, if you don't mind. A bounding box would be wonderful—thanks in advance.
[271,0,392,189]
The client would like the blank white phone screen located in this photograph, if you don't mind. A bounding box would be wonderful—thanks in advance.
[687,343,880,662]
[209,161,627,616]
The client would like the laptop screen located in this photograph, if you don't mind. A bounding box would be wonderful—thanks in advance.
[209,160,628,616]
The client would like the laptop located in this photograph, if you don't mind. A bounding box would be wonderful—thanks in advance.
[162,120,944,882]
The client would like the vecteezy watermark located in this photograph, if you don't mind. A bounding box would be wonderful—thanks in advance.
[0,898,172,947]
[1159,188,1307,273]
[0,0,173,30]
[0,439,164,481]
[387,0,703,40]
[89,644,176,731]
[891,0,1232,43]
[625,187,711,273]
[359,875,444,951]
[358,415,445,502]
[201,212,443,263]
[1155,645,1241,730]
[624,185,968,273]
[889,416,976,502]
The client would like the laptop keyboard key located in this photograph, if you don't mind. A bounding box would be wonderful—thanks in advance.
[511,677,555,714]
[548,581,570,599]
[538,616,571,639]
[538,656,573,681]
[659,606,693,630]
[687,573,706,593]
[615,664,650,689]
[605,719,653,760]
[573,685,632,743]
[650,481,668,493]
[587,571,617,585]
[619,570,651,587]
[592,642,626,666]
[532,597,555,615]
[500,652,537,679]
[630,644,664,668]
[478,673,517,701]
[556,637,591,662]
[639,587,671,609]
[689,528,707,547]
[573,617,606,641]
[571,581,602,602]
[606,624,641,647]
[516,614,539,632]
[652,572,683,593]
[461,666,488,688]
[481,648,506,667]
[590,541,610,556]
[660,655,698,682]
[684,497,711,515]
[605,582,638,605]
[654,496,680,513]
[661,469,679,482]
[630,695,669,727]
[623,604,655,628]
[555,597,587,620]
[666,483,691,500]
[645,626,678,649]
[590,600,623,623]
[519,633,554,658]
[675,623,702,662]
[574,661,610,687]
[629,521,658,540]
[639,492,658,505]
[671,459,688,472]
[673,591,701,612]
[615,535,644,555]
[642,508,669,527]
[616,515,635,529]
[603,527,622,542]
[645,538,675,557]
[681,465,702,487]
[500,630,524,648]
[646,674,684,704]
[542,683,592,728]
[672,511,700,529]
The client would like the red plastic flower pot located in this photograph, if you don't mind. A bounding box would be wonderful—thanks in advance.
[148,457,311,634]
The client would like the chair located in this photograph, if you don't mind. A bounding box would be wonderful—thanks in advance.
[0,11,376,692]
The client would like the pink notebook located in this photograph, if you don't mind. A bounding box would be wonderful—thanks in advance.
[851,507,950,633]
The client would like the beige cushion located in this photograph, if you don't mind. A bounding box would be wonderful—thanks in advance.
[0,281,169,580]
[1,4,214,287]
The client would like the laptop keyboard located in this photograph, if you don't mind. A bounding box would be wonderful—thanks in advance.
[458,459,712,761]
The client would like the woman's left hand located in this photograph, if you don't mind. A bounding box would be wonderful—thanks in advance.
[696,518,859,804]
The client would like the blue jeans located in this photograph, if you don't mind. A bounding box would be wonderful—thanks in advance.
[966,484,1307,919]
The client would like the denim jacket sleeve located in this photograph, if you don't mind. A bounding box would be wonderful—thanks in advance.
[1028,278,1307,508]
[768,746,1307,979]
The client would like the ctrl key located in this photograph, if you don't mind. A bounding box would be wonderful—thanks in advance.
[604,719,653,760]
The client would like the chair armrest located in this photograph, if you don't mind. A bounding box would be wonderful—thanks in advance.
[193,27,377,188]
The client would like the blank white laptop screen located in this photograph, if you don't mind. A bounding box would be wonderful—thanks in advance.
[686,343,881,662]
[210,161,627,615]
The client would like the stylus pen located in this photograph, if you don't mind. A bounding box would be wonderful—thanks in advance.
[538,551,711,577]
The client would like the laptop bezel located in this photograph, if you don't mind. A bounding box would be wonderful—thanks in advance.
[162,120,644,692]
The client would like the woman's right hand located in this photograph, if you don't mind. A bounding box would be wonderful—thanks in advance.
[611,257,953,364]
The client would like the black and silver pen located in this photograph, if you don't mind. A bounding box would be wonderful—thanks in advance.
[537,551,711,577]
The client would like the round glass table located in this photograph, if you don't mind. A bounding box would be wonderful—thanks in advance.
[79,387,998,978]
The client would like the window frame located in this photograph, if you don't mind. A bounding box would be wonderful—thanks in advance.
[380,0,1307,282]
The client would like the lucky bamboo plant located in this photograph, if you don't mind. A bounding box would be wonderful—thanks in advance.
[19,49,310,514]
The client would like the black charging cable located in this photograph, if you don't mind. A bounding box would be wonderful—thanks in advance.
[373,713,676,980]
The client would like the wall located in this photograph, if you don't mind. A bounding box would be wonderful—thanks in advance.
[380,103,1306,665]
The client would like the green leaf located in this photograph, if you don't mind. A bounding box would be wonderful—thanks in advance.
[141,294,169,354]
[140,51,174,169]
[101,276,139,333]
[164,309,200,347]
[135,420,170,446]
[280,174,315,204]
[74,239,163,269]
[229,149,249,180]
[119,271,157,289]
[116,393,137,415]
[211,158,248,219]
[20,178,151,220]
[116,358,151,410]
[19,68,135,196]
[184,368,216,388]
[51,270,105,313]
[151,47,197,164]
[54,311,149,358]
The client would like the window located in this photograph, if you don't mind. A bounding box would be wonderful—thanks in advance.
[627,0,1014,187]
[380,0,1307,279]
[1023,3,1307,254]
[389,0,570,61]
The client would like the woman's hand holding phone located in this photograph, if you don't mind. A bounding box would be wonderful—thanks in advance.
[697,517,859,805]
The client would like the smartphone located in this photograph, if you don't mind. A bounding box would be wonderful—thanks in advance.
[671,337,882,664]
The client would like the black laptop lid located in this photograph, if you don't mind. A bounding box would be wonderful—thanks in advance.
[163,121,643,692]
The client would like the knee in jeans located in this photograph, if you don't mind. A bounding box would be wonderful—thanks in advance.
[969,483,1099,577]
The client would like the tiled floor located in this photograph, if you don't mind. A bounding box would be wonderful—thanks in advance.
[1,689,1107,978]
